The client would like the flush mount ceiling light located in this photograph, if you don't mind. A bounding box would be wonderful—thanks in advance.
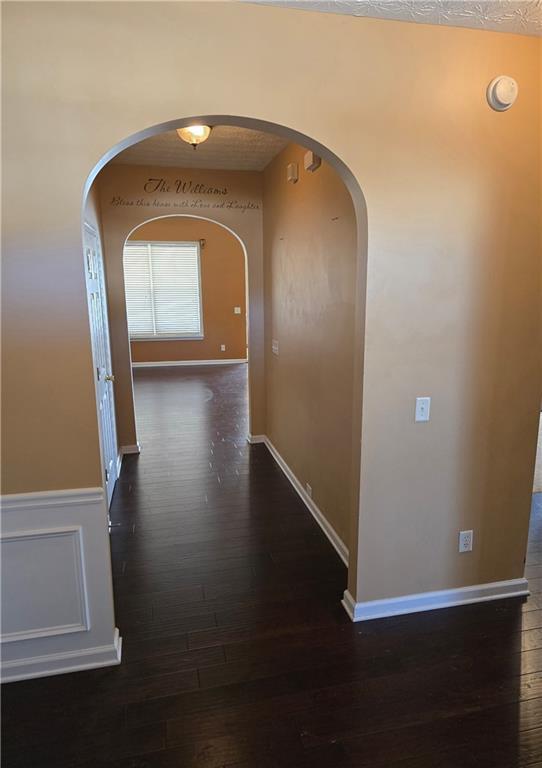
[176,125,212,149]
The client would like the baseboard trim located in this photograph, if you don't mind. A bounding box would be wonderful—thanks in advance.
[121,443,141,455]
[118,443,142,473]
[1,629,122,683]
[342,578,530,622]
[132,359,248,368]
[254,435,348,566]
[247,434,266,444]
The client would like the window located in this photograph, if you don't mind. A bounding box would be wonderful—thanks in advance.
[123,241,203,339]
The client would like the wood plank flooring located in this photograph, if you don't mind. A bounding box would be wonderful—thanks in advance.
[3,364,542,767]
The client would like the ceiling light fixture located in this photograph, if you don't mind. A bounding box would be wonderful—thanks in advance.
[176,125,212,149]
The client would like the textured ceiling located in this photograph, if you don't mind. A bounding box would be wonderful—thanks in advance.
[112,126,289,171]
[251,0,542,36]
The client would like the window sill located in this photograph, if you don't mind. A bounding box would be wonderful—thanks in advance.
[130,336,205,342]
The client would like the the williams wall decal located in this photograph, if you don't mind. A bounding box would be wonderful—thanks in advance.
[143,178,228,195]
[107,174,261,214]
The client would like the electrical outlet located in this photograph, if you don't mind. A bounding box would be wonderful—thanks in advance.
[305,483,312,498]
[415,396,431,422]
[459,530,473,553]
[220,344,226,352]
[234,306,241,315]
[272,339,279,356]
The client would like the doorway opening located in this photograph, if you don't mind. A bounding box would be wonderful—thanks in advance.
[82,116,368,617]
[123,214,250,455]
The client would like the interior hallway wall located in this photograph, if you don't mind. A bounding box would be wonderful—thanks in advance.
[3,175,106,493]
[263,143,357,548]
[2,2,540,612]
[128,217,247,364]
[1,180,121,682]
[97,163,262,448]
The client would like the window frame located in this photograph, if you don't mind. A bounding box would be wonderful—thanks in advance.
[124,239,204,342]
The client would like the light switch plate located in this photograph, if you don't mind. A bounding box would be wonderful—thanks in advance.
[415,396,431,422]
[272,339,279,356]
[234,306,241,315]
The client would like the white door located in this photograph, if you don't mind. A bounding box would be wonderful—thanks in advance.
[84,222,119,507]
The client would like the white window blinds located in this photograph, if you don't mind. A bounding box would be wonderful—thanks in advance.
[123,241,203,339]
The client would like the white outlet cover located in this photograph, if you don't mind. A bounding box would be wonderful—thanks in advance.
[234,306,241,315]
[459,530,474,553]
[220,344,226,352]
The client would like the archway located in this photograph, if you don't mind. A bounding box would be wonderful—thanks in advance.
[122,213,250,448]
[83,115,368,601]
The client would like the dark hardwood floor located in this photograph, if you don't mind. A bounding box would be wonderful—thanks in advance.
[3,363,542,767]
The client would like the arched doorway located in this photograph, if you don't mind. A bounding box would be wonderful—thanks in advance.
[83,115,368,607]
[123,214,250,448]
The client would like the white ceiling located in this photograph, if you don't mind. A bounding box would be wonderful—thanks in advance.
[112,126,289,171]
[251,0,542,36]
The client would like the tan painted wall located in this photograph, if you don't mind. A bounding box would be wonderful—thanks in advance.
[263,144,357,546]
[2,2,540,606]
[128,218,247,364]
[97,163,262,447]
[1,175,105,494]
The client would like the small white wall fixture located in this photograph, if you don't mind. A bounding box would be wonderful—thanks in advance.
[487,75,519,111]
[1,488,121,682]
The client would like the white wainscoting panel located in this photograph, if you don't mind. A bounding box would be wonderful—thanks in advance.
[1,527,89,643]
[1,488,121,682]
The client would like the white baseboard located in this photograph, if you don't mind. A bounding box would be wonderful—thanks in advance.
[342,578,530,622]
[2,630,122,683]
[247,434,266,444]
[1,487,121,682]
[252,435,348,566]
[121,443,141,455]
[117,442,142,474]
[132,358,248,368]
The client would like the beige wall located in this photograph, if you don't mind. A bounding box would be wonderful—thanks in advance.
[2,2,540,607]
[128,218,247,363]
[97,163,262,447]
[263,144,357,546]
[1,177,105,493]
[356,66,541,600]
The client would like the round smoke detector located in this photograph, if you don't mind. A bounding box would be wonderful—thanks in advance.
[487,76,518,112]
